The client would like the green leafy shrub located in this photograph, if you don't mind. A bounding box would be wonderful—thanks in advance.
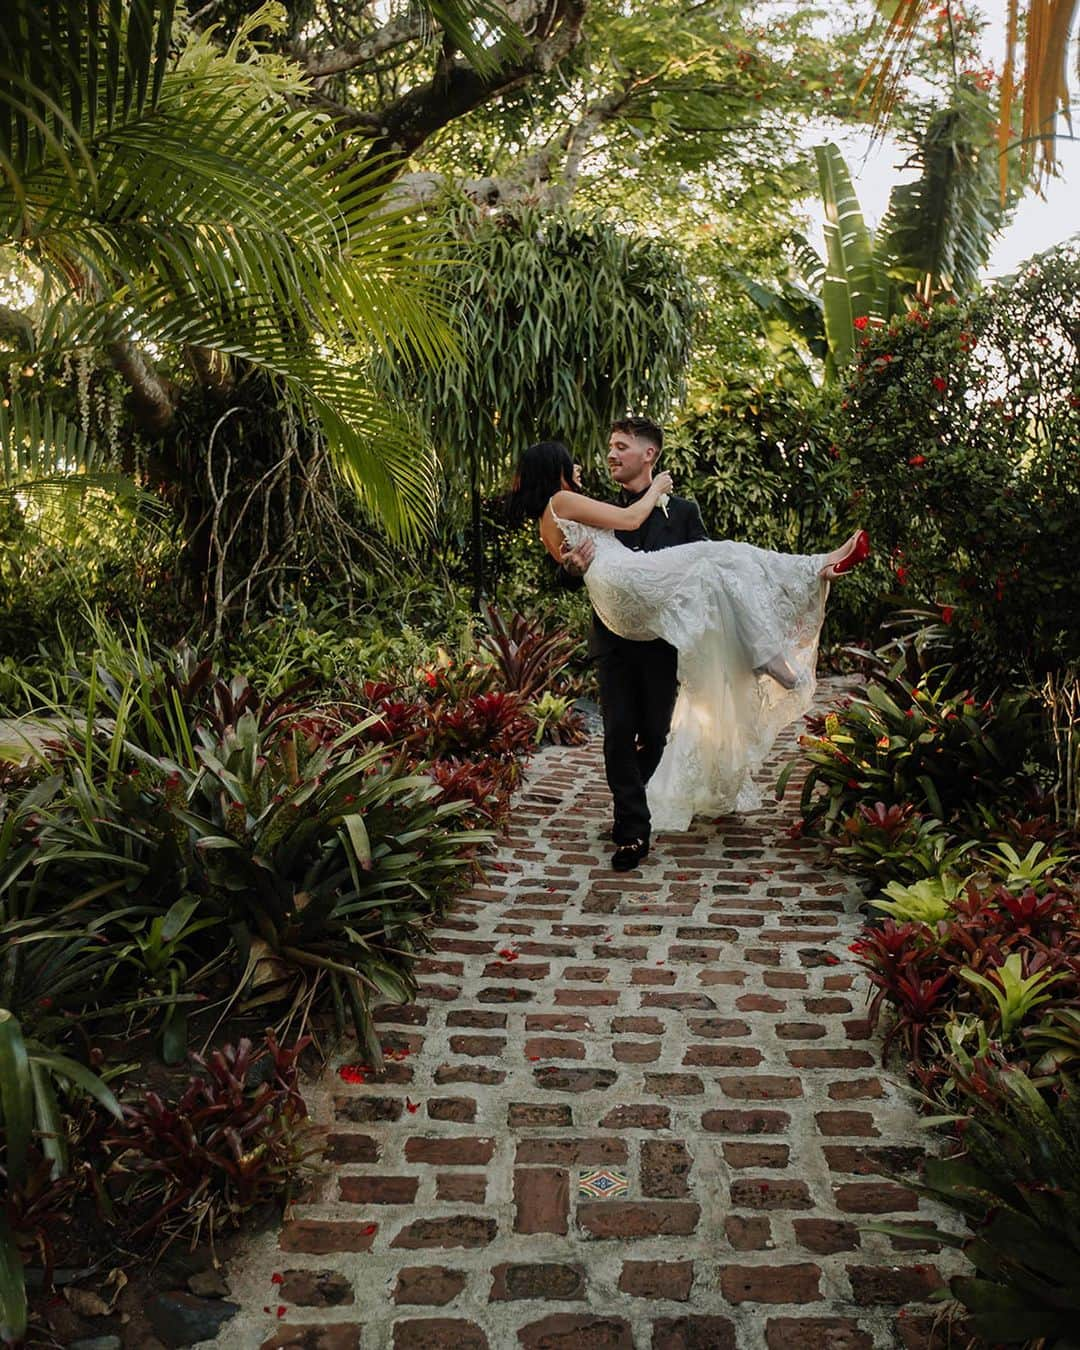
[0,1009,122,1342]
[839,242,1080,680]
[668,377,848,554]
[228,591,476,696]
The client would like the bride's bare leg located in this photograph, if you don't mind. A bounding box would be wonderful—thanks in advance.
[756,654,800,690]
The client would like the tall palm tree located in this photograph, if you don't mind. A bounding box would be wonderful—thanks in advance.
[0,0,460,545]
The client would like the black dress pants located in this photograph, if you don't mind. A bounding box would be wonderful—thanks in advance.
[596,638,679,845]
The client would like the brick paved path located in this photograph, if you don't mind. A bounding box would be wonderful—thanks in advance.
[224,686,961,1350]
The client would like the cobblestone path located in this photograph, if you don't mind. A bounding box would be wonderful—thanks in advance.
[225,688,961,1350]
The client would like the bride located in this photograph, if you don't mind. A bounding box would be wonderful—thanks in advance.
[508,440,868,833]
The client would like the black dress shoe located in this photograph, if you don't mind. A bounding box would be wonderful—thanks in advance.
[611,838,650,871]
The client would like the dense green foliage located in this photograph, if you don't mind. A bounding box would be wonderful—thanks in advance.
[0,605,582,1336]
[840,244,1080,679]
[2,0,1077,1341]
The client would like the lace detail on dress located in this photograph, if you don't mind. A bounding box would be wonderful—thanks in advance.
[549,505,829,831]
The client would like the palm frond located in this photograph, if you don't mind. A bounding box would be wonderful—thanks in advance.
[862,0,1080,190]
[0,0,176,196]
[0,1,455,544]
[423,1,526,75]
[297,367,438,548]
[0,386,98,483]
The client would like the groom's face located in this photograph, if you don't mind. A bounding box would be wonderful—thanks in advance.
[607,430,655,487]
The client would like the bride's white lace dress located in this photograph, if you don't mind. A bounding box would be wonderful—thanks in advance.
[552,507,830,832]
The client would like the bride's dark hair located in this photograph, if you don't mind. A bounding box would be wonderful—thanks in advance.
[505,440,576,527]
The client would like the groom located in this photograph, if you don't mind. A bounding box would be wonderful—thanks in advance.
[560,416,707,871]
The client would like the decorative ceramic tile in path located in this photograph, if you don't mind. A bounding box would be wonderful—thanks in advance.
[220,679,963,1350]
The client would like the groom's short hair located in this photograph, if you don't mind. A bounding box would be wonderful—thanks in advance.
[611,416,664,458]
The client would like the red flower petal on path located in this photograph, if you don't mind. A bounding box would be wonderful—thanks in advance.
[405,1098,419,1113]
[277,1306,287,1318]
[270,1273,284,1285]
[338,1064,367,1084]
[528,1055,540,1062]
[363,1223,377,1235]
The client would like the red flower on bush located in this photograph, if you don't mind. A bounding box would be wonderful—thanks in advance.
[853,316,869,330]
[932,376,947,393]
[908,455,927,467]
[941,606,954,625]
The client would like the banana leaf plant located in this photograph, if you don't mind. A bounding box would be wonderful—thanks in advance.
[736,96,1007,379]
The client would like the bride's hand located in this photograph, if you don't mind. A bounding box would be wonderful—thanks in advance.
[653,471,674,497]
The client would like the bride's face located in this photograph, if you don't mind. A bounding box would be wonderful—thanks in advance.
[572,463,583,488]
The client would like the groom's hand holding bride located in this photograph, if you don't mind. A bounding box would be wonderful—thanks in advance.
[561,539,595,577]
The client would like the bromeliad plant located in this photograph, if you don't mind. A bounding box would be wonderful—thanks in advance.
[477,604,580,702]
[832,801,977,888]
[779,660,1040,834]
[877,1058,1080,1346]
[105,1033,319,1248]
[958,954,1065,1041]
[849,879,1080,1067]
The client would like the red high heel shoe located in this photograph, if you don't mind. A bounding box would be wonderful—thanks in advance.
[830,529,870,576]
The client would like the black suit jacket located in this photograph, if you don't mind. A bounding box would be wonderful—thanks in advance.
[556,490,708,659]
